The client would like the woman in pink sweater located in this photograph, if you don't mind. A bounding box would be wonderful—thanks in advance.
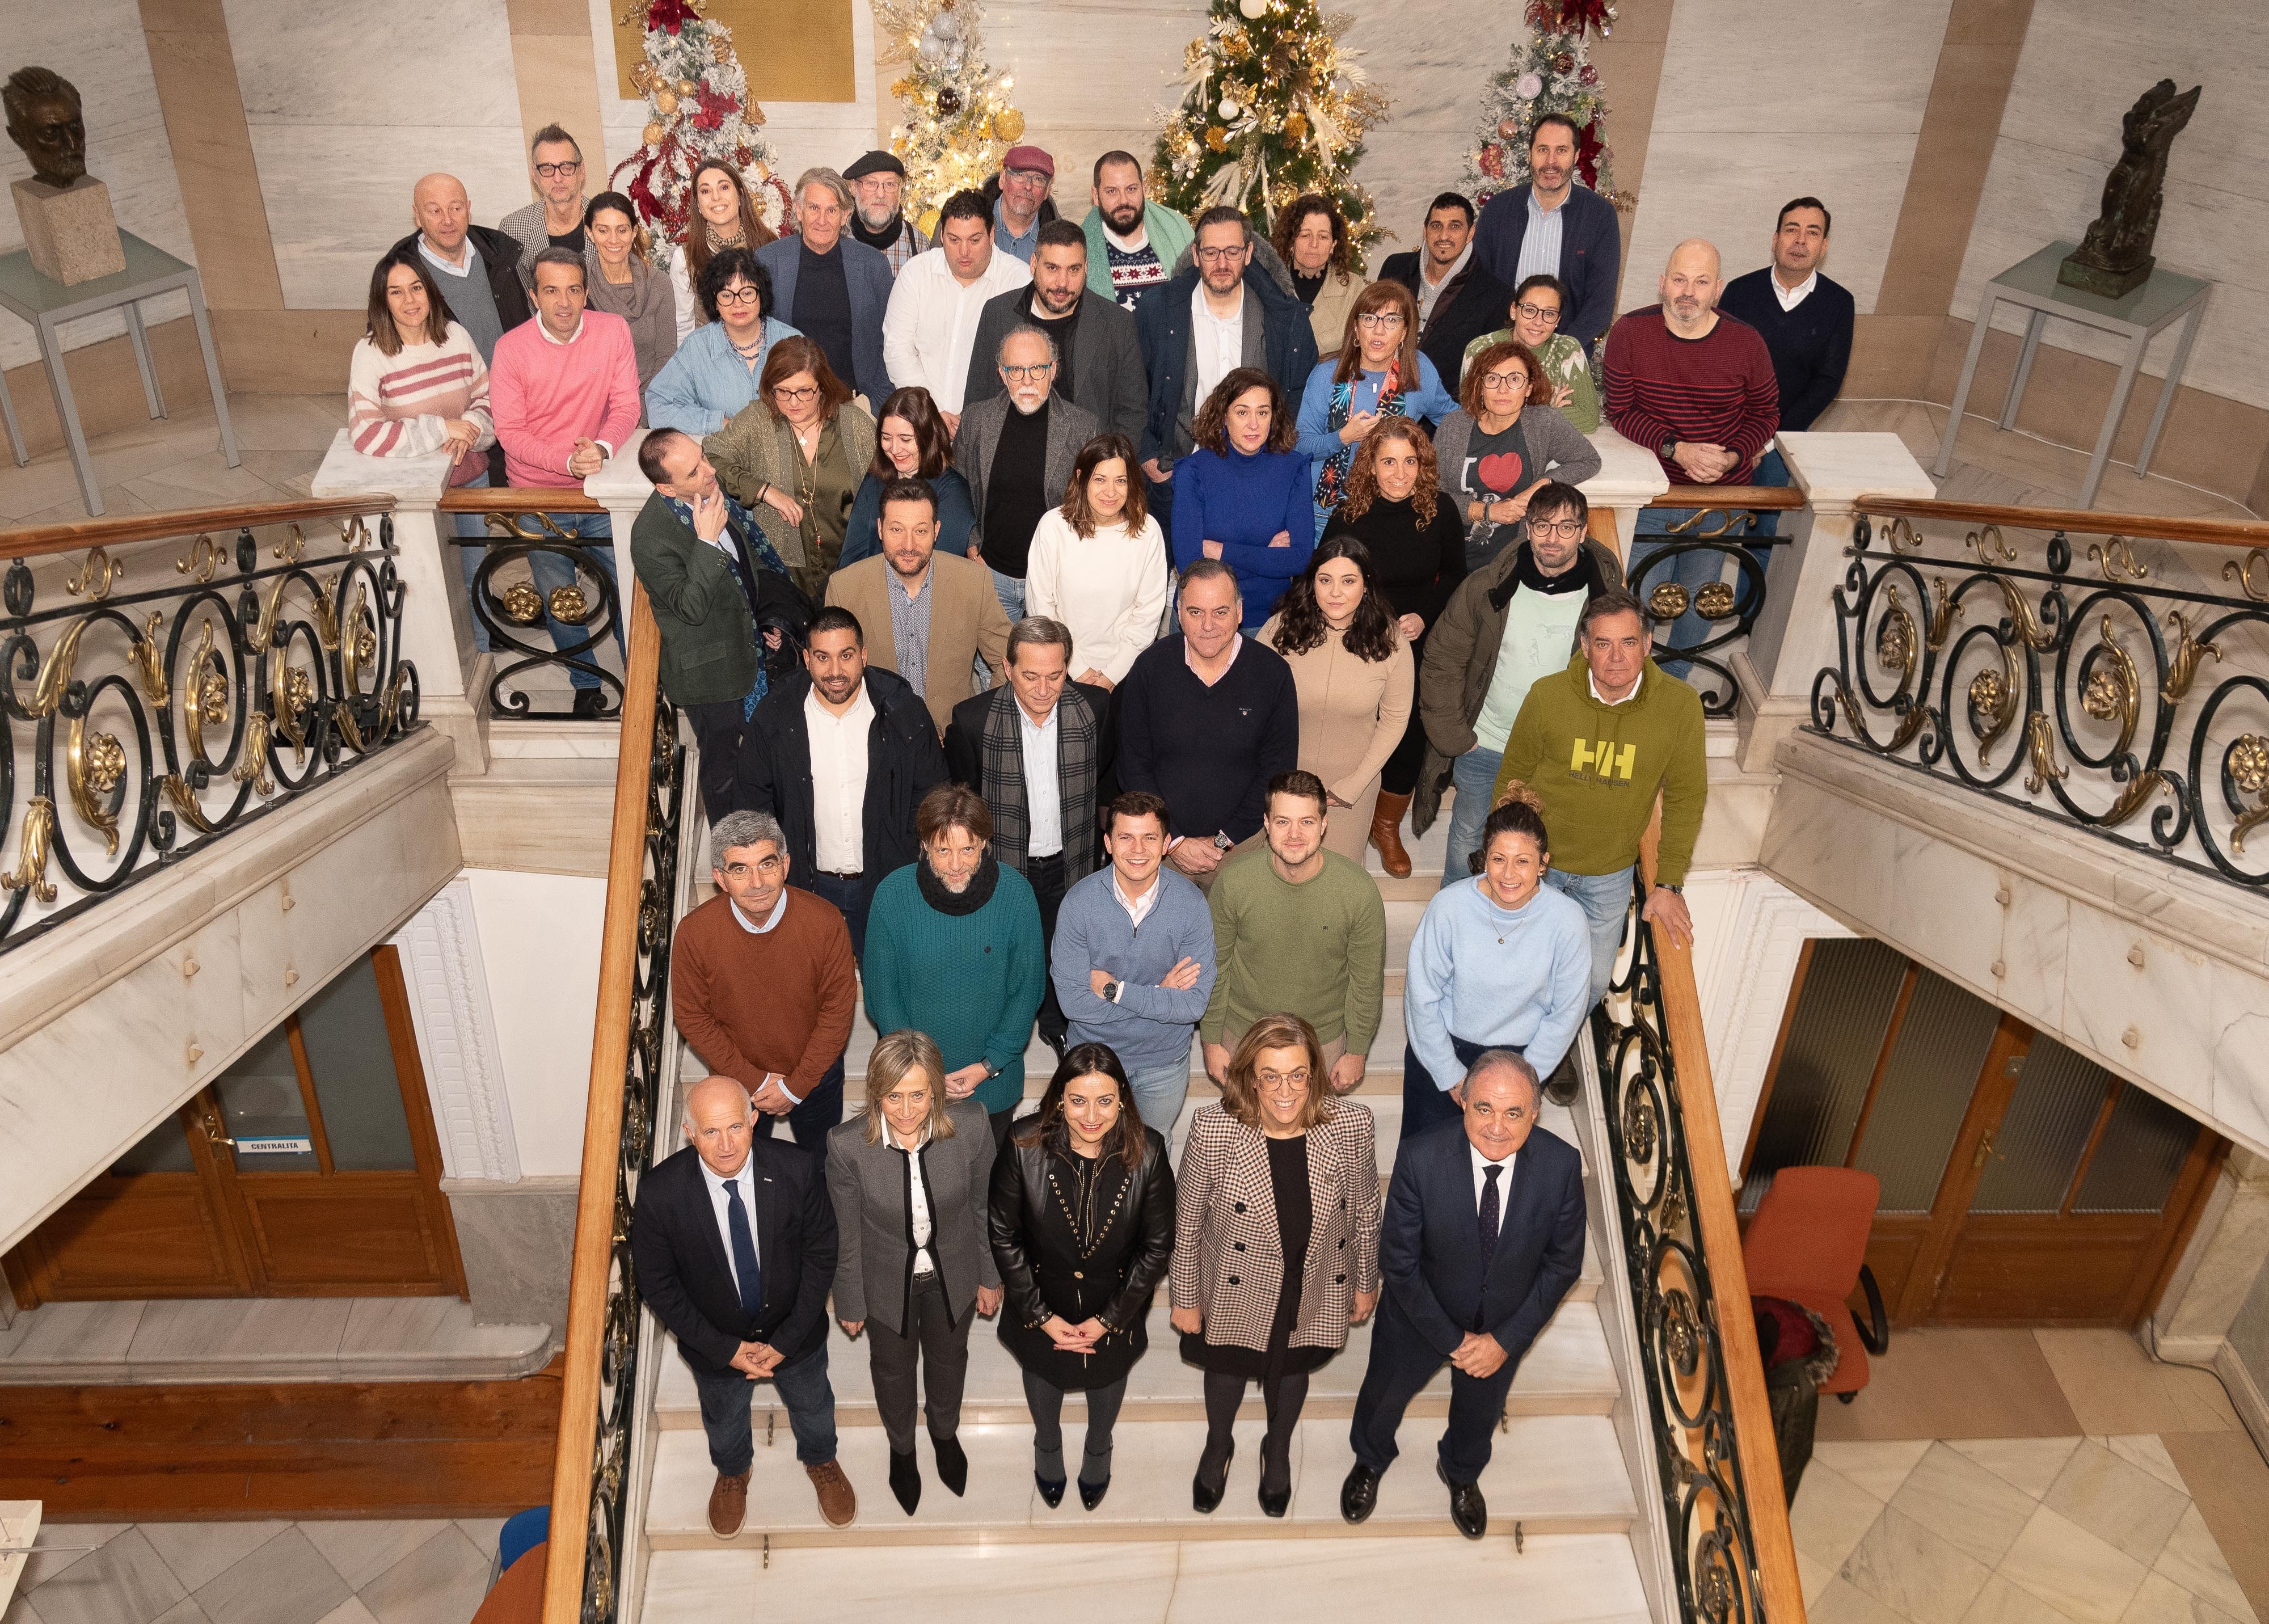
[348,250,494,487]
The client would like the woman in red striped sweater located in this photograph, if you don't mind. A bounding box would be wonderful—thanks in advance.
[348,250,495,487]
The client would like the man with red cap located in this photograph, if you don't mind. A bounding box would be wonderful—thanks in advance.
[991,145,1056,264]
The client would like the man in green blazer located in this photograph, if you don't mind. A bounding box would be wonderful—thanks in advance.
[631,428,793,819]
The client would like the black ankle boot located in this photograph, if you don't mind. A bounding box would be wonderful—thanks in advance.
[931,1432,968,1497]
[888,1446,921,1515]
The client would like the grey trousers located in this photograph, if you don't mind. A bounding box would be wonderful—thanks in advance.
[866,1271,971,1454]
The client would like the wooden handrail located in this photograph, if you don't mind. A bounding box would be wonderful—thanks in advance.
[1639,815,1806,1624]
[437,488,608,514]
[1651,485,1807,510]
[1855,493,2269,549]
[1,496,397,560]
[541,587,661,1624]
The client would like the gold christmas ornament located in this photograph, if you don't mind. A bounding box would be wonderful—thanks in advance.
[1205,125,1229,151]
[994,107,1025,142]
[1284,111,1309,142]
[642,119,667,146]
[654,87,679,115]
[677,78,697,95]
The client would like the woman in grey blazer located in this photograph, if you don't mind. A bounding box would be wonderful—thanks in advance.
[826,1028,1001,1516]
[1170,1011,1381,1517]
[1434,339,1603,572]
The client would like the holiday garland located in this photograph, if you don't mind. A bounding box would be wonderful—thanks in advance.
[609,0,791,255]
[1462,0,1632,210]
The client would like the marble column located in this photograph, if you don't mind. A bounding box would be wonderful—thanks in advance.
[1579,425,1671,562]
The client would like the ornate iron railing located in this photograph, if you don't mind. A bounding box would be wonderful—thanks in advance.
[1595,853,1802,1624]
[1810,499,2269,887]
[437,488,625,722]
[542,592,680,1624]
[1629,486,1806,719]
[1,503,419,951]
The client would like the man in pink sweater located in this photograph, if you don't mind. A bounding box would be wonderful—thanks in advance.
[490,246,643,716]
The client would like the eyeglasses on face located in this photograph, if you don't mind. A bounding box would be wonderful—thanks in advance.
[1481,370,1529,393]
[1356,311,1405,330]
[1000,362,1056,382]
[1514,301,1561,323]
[720,857,782,880]
[773,385,820,403]
[1530,516,1585,538]
[1195,245,1246,265]
[716,285,764,307]
[534,161,582,179]
[1256,1067,1310,1093]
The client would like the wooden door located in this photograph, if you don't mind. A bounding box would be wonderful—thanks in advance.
[6,947,466,1304]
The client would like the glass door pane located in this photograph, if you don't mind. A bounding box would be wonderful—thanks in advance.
[1970,1037,2113,1213]
[210,1027,320,1172]
[296,957,417,1172]
[2072,1081,2199,1214]
[1853,971,2001,1212]
[1742,937,1908,1210]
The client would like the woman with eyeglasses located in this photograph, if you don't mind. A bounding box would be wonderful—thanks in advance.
[646,248,801,436]
[668,160,780,344]
[839,387,977,568]
[1461,274,1600,432]
[707,335,878,599]
[1170,1011,1380,1517]
[1435,338,1602,572]
[1296,280,1460,539]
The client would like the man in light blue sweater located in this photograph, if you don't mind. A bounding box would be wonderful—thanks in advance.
[1051,790,1218,1138]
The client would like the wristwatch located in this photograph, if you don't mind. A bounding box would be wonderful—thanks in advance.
[1659,436,1678,462]
[1211,831,1235,851]
[982,1059,1003,1080]
[1658,883,1684,894]
[1102,979,1123,1004]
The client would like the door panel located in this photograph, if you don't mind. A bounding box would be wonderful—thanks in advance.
[241,1180,447,1291]
[1852,971,2002,1213]
[11,1108,252,1301]
[1929,1220,2180,1322]
[2073,1083,2201,1213]
[1969,1038,2112,1213]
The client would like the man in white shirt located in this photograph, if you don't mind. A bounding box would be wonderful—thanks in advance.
[881,188,1031,435]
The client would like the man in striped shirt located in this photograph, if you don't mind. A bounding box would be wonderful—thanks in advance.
[1601,238,1778,680]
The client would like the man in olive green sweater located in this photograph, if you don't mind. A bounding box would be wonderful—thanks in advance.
[1200,771,1387,1093]
[1493,589,1707,1009]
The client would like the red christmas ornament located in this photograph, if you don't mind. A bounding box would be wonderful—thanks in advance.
[1479,145,1505,179]
[692,85,736,130]
[647,0,698,33]
[1574,117,1605,187]
[1524,0,1612,33]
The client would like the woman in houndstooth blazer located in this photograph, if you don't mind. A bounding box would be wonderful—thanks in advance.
[1170,1011,1382,1517]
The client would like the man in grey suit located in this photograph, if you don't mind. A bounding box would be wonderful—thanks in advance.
[963,218,1148,444]
[756,167,895,406]
[954,325,1101,622]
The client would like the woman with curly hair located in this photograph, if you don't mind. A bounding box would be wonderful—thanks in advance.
[1260,535,1414,864]
[1295,278,1460,537]
[1319,419,1468,874]
[1435,336,1601,571]
[1170,367,1315,629]
[645,247,800,436]
[1273,193,1364,359]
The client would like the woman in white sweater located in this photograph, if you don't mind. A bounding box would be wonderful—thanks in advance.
[1024,432,1171,690]
[347,249,493,487]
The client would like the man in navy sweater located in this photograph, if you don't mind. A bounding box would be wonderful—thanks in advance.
[1718,196,1853,534]
[1115,559,1300,893]
[1471,115,1623,355]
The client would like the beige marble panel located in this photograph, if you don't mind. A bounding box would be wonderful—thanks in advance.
[2124,1572,2251,1624]
[1842,1505,1997,1624]
[1813,1439,1931,1501]
[221,0,521,124]
[126,1296,353,1381]
[2001,1504,2153,1624]
[1893,1442,2043,1568]
[2103,1434,2192,1498]
[2059,912,2216,1127]
[2154,1505,2258,1624]
[1949,1436,2083,1501]
[1970,1572,2090,1624]
[2047,1440,2194,1567]
[1793,1461,1891,1572]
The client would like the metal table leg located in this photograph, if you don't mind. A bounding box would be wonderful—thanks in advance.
[123,298,165,419]
[0,361,24,467]
[1934,288,1999,478]
[2134,302,2205,480]
[1997,307,2047,430]
[184,277,238,468]
[35,315,100,514]
[2082,334,2148,509]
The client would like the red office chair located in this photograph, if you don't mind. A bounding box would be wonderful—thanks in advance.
[1742,1166,1890,1401]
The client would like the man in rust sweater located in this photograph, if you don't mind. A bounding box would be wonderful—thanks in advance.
[670,809,859,1155]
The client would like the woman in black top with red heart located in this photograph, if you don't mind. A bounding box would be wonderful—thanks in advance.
[1432,338,1602,575]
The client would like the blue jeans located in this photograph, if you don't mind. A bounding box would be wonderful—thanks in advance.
[1751,445,1791,538]
[1544,865,1635,1009]
[1626,509,1726,682]
[758,1057,844,1157]
[806,871,868,960]
[525,510,623,693]
[1124,1053,1191,1144]
[1440,745,1504,891]
[989,568,1026,622]
[689,1341,838,1473]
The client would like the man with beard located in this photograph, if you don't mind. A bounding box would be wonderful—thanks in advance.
[962,220,1147,443]
[882,188,1031,435]
[843,150,930,278]
[1079,150,1194,313]
[756,168,895,405]
[954,325,1102,622]
[1471,113,1623,355]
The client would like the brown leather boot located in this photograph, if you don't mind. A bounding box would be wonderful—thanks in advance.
[707,1469,750,1538]
[1370,791,1414,879]
[807,1459,858,1527]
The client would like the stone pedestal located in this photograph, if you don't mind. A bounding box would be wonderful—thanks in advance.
[10,175,126,286]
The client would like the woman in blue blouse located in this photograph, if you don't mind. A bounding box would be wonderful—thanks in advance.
[644,247,799,435]
[839,386,978,568]
[1296,279,1458,537]
[1169,368,1314,630]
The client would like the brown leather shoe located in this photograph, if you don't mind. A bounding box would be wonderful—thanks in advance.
[807,1459,857,1527]
[708,1469,750,1539]
[1370,791,1414,879]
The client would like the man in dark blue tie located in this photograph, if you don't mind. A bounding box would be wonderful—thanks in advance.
[631,1074,856,1536]
[1341,1049,1587,1538]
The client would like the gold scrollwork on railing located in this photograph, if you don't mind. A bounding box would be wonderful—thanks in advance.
[158,773,219,834]
[2225,550,2269,604]
[1876,584,1918,701]
[2078,615,2141,760]
[276,524,306,564]
[273,660,315,758]
[339,515,372,552]
[2089,534,2150,583]
[130,611,169,706]
[1968,651,2019,764]
[1991,575,2057,652]
[2025,711,2068,796]
[1665,507,1752,540]
[2228,736,2269,854]
[1884,516,1923,554]
[66,713,127,856]
[1926,576,1963,651]
[232,710,276,796]
[2165,611,2220,701]
[64,547,123,600]
[175,533,222,582]
[181,619,229,765]
[1968,524,2017,564]
[2,796,58,902]
[2097,770,2173,829]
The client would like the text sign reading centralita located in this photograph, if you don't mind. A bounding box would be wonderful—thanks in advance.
[235,1136,313,1155]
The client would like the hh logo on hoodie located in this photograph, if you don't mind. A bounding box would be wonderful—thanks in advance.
[1571,738,1637,781]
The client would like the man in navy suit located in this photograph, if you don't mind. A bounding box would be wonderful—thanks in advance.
[755,168,896,405]
[631,1074,856,1536]
[1342,1049,1587,1538]
[1471,114,1623,355]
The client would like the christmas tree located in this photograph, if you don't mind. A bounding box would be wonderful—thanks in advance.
[609,0,790,252]
[1152,0,1389,261]
[1462,0,1630,210]
[875,0,1028,237]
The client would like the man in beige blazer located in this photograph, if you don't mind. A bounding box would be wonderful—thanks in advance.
[826,478,1011,736]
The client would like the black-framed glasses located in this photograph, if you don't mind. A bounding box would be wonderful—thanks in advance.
[1481,370,1529,393]
[716,285,764,307]
[773,384,820,403]
[1356,311,1404,330]
[1195,245,1246,265]
[534,160,582,179]
[1530,517,1585,538]
[1514,301,1561,323]
[1001,362,1056,382]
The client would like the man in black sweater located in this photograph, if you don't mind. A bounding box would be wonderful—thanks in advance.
[1719,196,1853,534]
[1379,192,1513,392]
[1116,559,1300,893]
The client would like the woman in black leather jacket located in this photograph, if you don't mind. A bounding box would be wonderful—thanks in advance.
[989,1042,1176,1511]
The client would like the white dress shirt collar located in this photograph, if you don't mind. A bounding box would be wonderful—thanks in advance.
[1589,667,1642,706]
[698,1153,761,1297]
[1112,870,1162,927]
[1772,269,1819,311]
[537,315,586,346]
[729,890,789,933]
[1187,632,1242,683]
[1018,700,1064,859]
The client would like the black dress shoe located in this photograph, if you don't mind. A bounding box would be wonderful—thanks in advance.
[1543,1052,1580,1107]
[1035,1471,1066,1508]
[1078,1475,1111,1511]
[888,1446,921,1516]
[931,1432,968,1498]
[1192,1442,1233,1514]
[1341,1462,1381,1524]
[571,688,606,719]
[1258,1473,1291,1519]
[1437,1458,1487,1539]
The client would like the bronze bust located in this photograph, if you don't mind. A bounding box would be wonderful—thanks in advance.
[5,66,88,189]
[2059,79,2201,299]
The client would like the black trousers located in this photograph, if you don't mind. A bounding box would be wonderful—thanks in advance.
[1378,629,1431,798]
[1350,1297,1521,1486]
[1024,1368,1127,1486]
[1026,851,1069,1048]
[685,698,748,823]
[866,1271,971,1454]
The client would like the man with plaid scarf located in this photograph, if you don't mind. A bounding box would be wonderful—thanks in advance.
[946,615,1110,1056]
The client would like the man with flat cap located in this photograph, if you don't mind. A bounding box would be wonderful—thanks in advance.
[846,149,930,280]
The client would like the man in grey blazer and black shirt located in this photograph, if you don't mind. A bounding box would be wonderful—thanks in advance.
[955,324,1101,623]
[963,218,1148,444]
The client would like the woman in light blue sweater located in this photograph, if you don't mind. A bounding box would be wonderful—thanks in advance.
[1403,798,1592,1139]
[645,246,800,435]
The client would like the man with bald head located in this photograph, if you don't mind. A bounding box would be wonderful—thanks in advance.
[632,1072,856,1535]
[1343,1048,1586,1539]
[388,173,532,372]
[1602,238,1779,672]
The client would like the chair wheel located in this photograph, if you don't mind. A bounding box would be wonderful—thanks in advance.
[1837,1391,1857,1404]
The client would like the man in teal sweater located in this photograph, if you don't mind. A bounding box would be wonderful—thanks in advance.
[862,784,1046,1146]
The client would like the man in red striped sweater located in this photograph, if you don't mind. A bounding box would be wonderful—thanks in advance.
[1602,239,1779,680]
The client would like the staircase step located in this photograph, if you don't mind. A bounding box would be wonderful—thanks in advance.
[655,1294,1614,1431]
[644,1411,1636,1549]
[643,1531,1652,1619]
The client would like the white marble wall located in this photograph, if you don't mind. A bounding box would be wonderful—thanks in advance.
[225,0,532,310]
[1623,0,1955,315]
[465,866,606,1179]
[1950,0,2269,411]
[1340,16,1504,263]
[0,0,197,369]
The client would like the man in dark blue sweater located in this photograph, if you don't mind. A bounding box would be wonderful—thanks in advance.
[1718,196,1853,534]
[1115,559,1300,892]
